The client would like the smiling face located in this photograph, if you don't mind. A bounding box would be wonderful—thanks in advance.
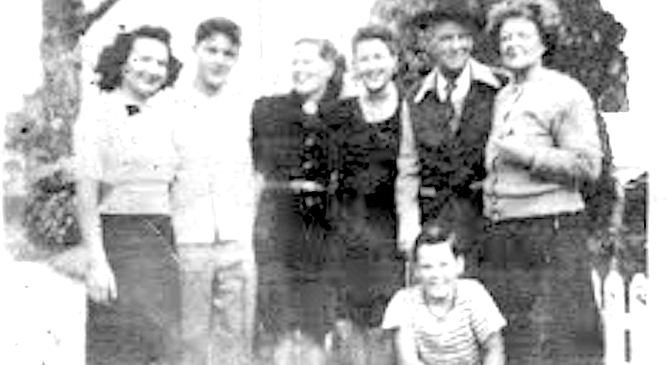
[291,41,334,98]
[353,38,397,93]
[416,240,464,300]
[427,20,474,72]
[194,32,239,91]
[499,16,546,71]
[121,36,169,100]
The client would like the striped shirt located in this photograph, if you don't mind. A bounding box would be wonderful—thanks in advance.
[382,279,506,365]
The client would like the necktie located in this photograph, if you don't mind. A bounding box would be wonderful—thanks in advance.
[444,81,460,135]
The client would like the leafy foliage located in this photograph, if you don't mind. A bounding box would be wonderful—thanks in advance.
[371,0,628,111]
[5,0,88,255]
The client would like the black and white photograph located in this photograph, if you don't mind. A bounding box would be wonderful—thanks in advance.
[0,0,662,365]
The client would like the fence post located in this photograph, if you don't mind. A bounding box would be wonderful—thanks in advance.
[603,258,626,365]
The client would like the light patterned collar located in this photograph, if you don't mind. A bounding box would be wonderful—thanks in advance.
[413,59,501,104]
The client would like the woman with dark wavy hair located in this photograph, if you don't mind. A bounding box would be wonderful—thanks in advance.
[252,37,345,343]
[481,1,603,364]
[324,24,405,330]
[74,25,183,365]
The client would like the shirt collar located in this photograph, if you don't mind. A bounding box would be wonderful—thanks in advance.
[413,59,501,104]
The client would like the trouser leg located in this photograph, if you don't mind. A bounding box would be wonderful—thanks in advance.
[178,241,256,365]
[177,244,213,365]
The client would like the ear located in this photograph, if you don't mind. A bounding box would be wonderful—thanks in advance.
[326,59,337,78]
[455,255,465,276]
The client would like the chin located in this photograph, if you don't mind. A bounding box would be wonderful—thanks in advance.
[294,85,317,96]
[205,79,226,90]
[442,61,467,72]
[425,286,448,298]
[502,57,528,70]
[137,87,161,99]
[363,82,388,94]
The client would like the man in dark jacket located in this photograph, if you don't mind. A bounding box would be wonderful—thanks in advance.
[396,1,507,264]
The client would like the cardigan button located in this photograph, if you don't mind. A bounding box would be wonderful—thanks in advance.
[491,211,501,221]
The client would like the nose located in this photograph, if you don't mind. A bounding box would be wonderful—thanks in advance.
[501,34,521,49]
[452,37,468,50]
[423,267,438,280]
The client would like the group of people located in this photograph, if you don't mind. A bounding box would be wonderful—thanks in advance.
[74,1,605,365]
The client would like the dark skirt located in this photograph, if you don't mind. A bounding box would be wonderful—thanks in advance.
[255,188,338,342]
[87,215,181,365]
[335,187,404,329]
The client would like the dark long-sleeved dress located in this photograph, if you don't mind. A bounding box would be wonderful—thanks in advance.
[325,96,404,328]
[252,92,339,341]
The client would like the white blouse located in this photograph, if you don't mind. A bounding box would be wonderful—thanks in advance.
[74,91,179,215]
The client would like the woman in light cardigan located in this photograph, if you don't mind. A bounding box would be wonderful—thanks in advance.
[480,1,603,364]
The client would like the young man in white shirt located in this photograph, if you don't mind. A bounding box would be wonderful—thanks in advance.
[170,17,258,365]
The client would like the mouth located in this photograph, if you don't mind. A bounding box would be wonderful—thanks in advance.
[209,66,228,76]
[363,70,386,80]
[140,75,164,89]
[503,48,520,59]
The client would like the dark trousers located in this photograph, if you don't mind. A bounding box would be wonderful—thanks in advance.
[477,212,602,365]
[419,194,483,277]
[87,215,181,365]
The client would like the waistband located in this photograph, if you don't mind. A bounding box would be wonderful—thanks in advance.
[484,211,585,230]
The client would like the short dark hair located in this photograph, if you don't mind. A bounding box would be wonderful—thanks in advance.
[294,38,346,103]
[195,17,242,47]
[94,25,181,92]
[412,223,467,262]
[486,0,561,56]
[352,24,400,57]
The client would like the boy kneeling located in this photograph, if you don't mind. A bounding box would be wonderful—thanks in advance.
[382,225,506,365]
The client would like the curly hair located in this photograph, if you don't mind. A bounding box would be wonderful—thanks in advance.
[195,17,242,46]
[94,25,182,92]
[352,24,400,57]
[486,0,562,57]
[294,38,347,103]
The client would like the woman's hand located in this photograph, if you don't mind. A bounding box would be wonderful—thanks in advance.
[289,179,326,192]
[86,254,117,304]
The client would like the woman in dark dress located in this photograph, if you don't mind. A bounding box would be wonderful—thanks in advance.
[326,25,405,329]
[252,38,345,343]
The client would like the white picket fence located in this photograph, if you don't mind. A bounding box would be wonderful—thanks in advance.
[592,264,647,365]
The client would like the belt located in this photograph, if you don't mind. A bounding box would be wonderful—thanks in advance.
[262,180,292,190]
[485,212,584,230]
